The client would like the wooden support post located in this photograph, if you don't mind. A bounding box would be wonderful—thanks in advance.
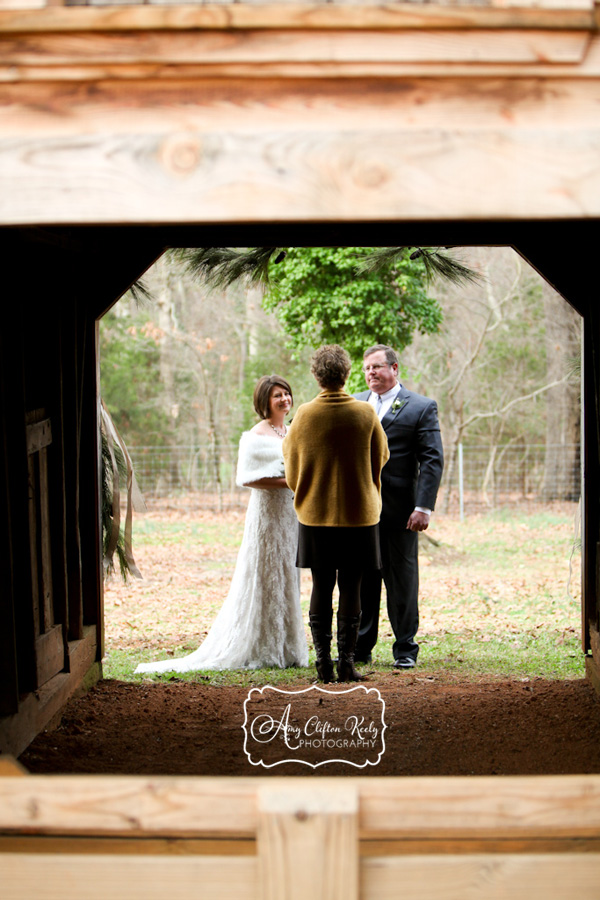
[257,783,358,900]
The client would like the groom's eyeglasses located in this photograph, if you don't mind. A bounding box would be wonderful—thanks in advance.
[362,364,389,373]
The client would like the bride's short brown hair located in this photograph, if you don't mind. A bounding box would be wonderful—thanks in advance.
[253,375,293,419]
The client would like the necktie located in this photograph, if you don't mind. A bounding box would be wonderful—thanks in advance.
[375,394,383,416]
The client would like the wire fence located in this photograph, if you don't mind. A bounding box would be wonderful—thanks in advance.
[128,442,582,516]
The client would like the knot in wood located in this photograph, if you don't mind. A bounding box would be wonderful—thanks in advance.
[355,162,389,189]
[160,136,203,176]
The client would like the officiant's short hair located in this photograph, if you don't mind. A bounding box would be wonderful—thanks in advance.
[253,375,293,419]
[363,344,399,367]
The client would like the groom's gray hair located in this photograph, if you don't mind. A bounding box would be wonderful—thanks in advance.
[363,344,398,367]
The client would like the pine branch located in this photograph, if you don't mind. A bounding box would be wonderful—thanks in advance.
[128,278,154,306]
[180,247,286,290]
[413,248,481,286]
[355,247,411,274]
[357,247,481,286]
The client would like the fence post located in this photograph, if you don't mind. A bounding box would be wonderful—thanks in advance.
[257,783,359,900]
[458,441,464,521]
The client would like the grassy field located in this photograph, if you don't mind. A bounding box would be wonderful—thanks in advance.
[103,503,583,685]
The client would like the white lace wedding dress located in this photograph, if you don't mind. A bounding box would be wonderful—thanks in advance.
[135,432,308,673]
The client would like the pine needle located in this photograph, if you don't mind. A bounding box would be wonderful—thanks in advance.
[357,247,481,286]
[413,248,481,286]
[181,248,285,289]
[128,279,154,306]
[355,247,412,274]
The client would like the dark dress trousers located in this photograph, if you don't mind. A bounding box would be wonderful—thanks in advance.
[354,386,444,662]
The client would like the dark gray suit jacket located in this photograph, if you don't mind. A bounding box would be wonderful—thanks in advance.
[355,386,444,527]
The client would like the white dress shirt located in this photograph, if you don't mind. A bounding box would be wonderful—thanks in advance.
[369,382,431,518]
[368,382,401,421]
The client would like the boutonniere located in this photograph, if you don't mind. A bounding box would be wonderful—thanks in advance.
[391,397,408,413]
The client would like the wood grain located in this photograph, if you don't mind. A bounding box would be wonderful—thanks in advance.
[0,776,260,836]
[1,121,599,224]
[0,29,589,68]
[362,853,600,899]
[258,784,358,900]
[358,776,600,838]
[3,75,600,136]
[0,853,257,900]
[0,4,595,34]
[2,776,600,839]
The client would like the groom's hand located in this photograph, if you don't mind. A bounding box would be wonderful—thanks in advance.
[406,510,430,532]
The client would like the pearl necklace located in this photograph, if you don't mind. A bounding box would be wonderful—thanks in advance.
[268,421,287,438]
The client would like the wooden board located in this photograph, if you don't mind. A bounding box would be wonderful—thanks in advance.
[0,9,598,226]
[2,776,600,840]
[0,755,27,776]
[0,853,257,900]
[35,624,64,688]
[0,626,98,758]
[258,785,358,900]
[1,121,599,224]
[0,29,589,68]
[0,4,596,33]
[25,418,51,455]
[362,853,600,899]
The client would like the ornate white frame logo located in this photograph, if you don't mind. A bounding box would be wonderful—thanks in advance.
[242,684,386,769]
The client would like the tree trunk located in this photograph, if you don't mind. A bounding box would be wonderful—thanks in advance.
[541,284,582,501]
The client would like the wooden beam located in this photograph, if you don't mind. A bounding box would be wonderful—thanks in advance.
[0,29,590,69]
[0,4,596,34]
[1,120,599,224]
[2,776,600,839]
[1,66,599,225]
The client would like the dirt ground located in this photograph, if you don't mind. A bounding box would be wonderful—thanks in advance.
[20,673,600,777]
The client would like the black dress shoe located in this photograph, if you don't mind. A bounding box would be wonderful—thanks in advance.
[354,653,372,665]
[393,657,416,669]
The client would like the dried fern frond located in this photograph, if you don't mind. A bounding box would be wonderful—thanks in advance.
[101,403,145,582]
[181,247,285,290]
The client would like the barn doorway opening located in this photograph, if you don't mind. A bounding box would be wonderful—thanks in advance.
[97,244,583,686]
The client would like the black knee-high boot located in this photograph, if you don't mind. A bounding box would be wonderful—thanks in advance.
[336,613,365,682]
[309,610,334,683]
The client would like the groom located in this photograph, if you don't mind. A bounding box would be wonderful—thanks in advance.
[355,344,444,668]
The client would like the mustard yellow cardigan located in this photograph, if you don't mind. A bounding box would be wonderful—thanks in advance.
[282,389,389,527]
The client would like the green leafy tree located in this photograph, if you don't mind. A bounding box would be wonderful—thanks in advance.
[262,247,443,390]
[100,304,171,446]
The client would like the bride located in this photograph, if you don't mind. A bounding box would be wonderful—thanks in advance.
[135,375,308,673]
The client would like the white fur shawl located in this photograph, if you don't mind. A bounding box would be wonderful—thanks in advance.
[236,431,285,487]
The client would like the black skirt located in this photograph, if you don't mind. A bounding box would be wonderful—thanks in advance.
[296,523,381,570]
